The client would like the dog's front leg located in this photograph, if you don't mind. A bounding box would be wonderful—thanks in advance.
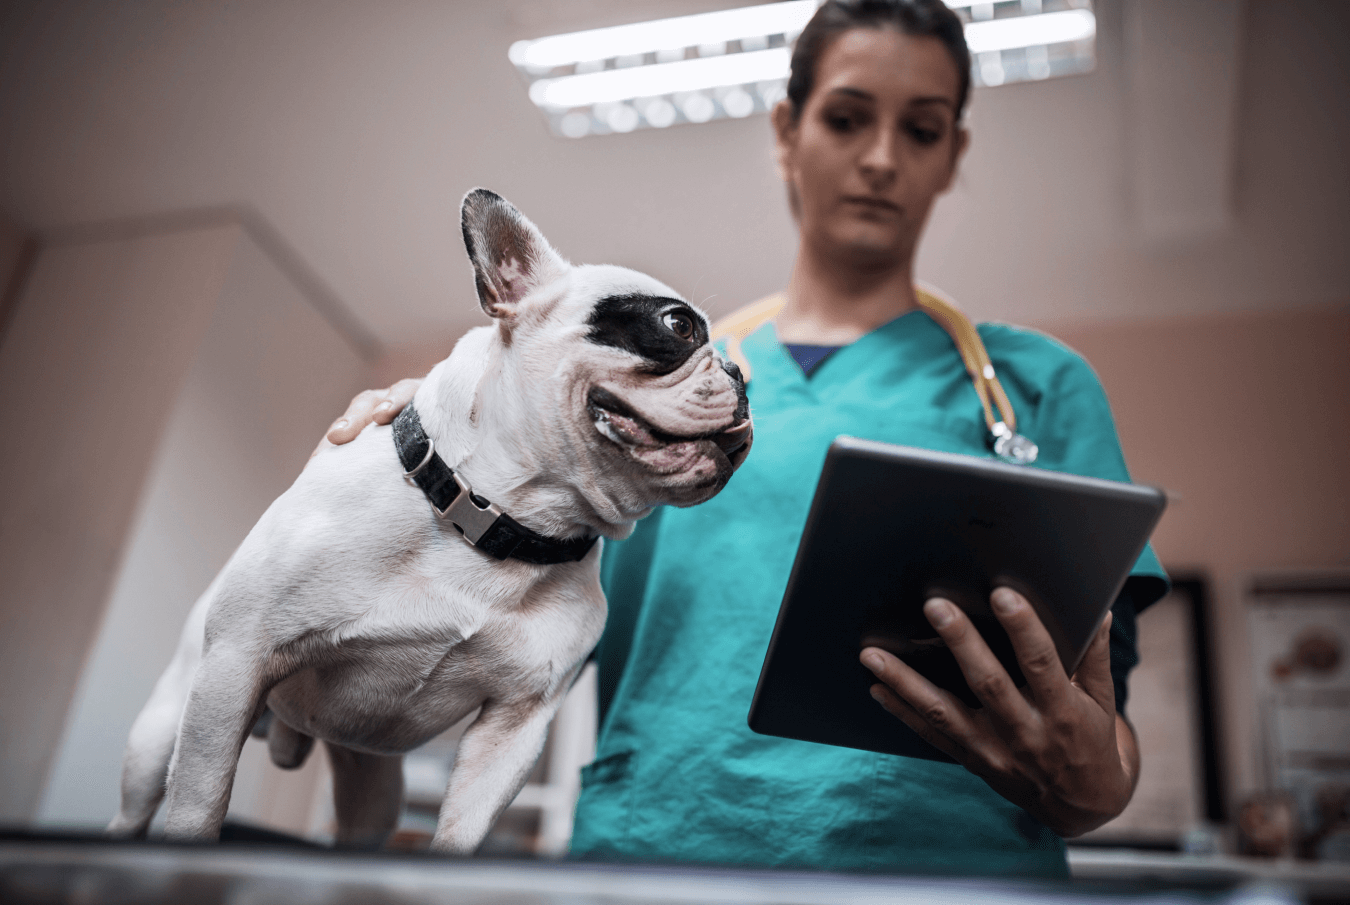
[162,644,270,841]
[430,696,561,854]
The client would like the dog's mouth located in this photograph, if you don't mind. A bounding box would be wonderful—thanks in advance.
[587,386,752,468]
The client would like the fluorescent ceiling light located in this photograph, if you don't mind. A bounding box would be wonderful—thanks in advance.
[530,47,790,110]
[527,8,1091,110]
[512,2,1097,137]
[510,1,817,70]
[965,9,1095,54]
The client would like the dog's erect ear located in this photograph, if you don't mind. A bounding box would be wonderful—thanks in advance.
[460,189,568,319]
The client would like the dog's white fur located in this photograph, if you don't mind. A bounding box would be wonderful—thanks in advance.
[109,190,750,853]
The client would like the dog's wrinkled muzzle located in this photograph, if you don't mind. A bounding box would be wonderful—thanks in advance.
[588,347,752,493]
[609,358,741,439]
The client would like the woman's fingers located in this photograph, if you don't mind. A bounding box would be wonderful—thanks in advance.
[988,588,1070,709]
[1070,611,1116,713]
[864,594,1134,835]
[374,378,422,424]
[860,646,981,748]
[325,379,422,446]
[326,389,383,445]
[921,598,1033,725]
[867,683,966,762]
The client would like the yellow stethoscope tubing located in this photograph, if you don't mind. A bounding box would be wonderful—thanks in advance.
[710,283,1020,437]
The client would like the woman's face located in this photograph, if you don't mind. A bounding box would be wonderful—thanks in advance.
[774,28,967,272]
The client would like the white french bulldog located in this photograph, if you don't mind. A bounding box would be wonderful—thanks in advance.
[108,189,752,853]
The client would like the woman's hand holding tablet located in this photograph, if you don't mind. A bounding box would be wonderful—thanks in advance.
[860,589,1137,837]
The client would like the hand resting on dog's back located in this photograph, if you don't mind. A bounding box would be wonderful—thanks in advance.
[110,189,752,854]
[313,378,422,459]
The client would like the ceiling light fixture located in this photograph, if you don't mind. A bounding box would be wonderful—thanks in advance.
[512,1,1097,138]
[965,8,1095,54]
[529,47,791,110]
[509,1,818,72]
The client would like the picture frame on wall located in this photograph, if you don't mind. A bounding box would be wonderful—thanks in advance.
[1246,573,1350,861]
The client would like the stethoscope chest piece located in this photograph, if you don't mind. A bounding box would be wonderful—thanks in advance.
[990,421,1039,465]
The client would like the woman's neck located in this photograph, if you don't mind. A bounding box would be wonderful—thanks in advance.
[775,245,919,345]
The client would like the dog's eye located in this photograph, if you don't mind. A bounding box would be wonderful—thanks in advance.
[662,311,695,340]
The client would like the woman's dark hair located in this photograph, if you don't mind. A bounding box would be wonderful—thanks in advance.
[786,0,972,122]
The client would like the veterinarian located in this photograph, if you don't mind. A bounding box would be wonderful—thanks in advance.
[327,0,1166,878]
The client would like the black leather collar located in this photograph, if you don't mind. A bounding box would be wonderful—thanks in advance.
[392,404,598,565]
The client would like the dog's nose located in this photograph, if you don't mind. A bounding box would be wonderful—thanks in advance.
[720,357,750,424]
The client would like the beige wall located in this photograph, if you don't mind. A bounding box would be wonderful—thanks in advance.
[0,214,373,827]
[0,209,34,343]
[0,212,24,286]
[1048,304,1350,807]
[0,224,238,822]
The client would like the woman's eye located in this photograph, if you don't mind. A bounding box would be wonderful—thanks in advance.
[907,123,942,145]
[825,111,863,133]
[662,311,695,340]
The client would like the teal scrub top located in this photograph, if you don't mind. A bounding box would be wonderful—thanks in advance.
[571,312,1168,878]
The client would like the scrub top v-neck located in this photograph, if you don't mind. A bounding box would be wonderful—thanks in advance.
[571,312,1167,877]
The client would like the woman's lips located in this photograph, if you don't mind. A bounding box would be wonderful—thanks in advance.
[843,196,901,214]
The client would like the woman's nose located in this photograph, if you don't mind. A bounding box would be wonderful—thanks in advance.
[859,128,898,183]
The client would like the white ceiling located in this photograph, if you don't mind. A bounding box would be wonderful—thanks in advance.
[1,0,1347,355]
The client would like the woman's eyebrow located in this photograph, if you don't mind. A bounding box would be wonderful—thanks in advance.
[825,87,875,101]
[824,88,955,110]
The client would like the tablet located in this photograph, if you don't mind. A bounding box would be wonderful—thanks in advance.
[747,436,1167,762]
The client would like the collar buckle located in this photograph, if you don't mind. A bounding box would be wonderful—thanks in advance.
[433,472,504,545]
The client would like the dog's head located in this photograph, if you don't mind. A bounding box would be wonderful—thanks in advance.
[456,189,751,527]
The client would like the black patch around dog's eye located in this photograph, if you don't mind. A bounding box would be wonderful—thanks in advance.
[587,294,710,374]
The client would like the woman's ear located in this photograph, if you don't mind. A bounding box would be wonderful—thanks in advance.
[771,99,803,218]
[771,99,797,183]
[940,125,970,194]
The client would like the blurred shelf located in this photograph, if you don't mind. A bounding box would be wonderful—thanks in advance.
[1069,847,1350,901]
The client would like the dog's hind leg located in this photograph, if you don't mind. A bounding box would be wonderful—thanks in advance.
[107,657,193,837]
[325,742,404,850]
[267,716,315,770]
[108,587,212,838]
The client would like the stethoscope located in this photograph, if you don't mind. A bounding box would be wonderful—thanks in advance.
[711,283,1040,465]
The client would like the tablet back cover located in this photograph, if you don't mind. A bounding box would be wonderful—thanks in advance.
[747,437,1165,762]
